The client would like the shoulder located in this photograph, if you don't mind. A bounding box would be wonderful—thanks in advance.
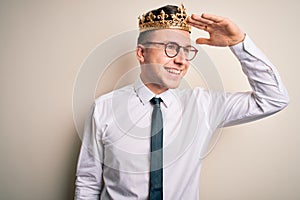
[175,87,226,105]
[94,84,134,105]
[176,87,209,98]
[92,84,134,114]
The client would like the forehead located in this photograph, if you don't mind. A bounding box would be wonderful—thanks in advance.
[150,29,190,44]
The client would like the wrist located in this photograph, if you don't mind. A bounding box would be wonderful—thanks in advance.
[229,33,246,46]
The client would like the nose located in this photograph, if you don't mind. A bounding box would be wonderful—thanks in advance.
[174,47,188,64]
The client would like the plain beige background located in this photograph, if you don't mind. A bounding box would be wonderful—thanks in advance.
[0,0,299,200]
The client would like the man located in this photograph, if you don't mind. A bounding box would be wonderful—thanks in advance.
[75,4,289,200]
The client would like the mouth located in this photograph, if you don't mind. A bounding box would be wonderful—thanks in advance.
[165,67,181,76]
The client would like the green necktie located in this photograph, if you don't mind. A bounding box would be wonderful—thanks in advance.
[149,97,163,200]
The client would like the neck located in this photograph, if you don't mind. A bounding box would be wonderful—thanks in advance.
[145,83,168,95]
[140,74,169,94]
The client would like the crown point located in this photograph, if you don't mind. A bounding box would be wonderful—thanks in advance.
[138,4,191,33]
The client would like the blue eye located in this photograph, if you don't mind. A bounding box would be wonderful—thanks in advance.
[166,43,178,50]
[183,48,190,53]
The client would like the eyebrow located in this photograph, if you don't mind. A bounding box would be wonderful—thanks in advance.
[161,41,192,46]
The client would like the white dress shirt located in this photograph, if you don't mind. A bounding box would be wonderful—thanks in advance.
[74,35,289,200]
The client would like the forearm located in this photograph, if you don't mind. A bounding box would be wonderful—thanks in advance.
[230,34,289,105]
[75,146,102,200]
[219,35,289,127]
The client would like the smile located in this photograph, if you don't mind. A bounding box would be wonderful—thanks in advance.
[165,68,181,75]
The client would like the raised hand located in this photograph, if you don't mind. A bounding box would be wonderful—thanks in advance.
[187,13,245,47]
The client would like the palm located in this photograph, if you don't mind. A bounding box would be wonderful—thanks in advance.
[187,14,245,46]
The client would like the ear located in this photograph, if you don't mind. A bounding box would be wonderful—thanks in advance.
[136,45,145,63]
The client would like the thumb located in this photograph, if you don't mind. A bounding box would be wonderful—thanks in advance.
[195,38,211,45]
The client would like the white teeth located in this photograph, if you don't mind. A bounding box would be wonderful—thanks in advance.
[166,68,181,75]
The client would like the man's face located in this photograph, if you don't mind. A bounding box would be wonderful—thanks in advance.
[137,29,191,94]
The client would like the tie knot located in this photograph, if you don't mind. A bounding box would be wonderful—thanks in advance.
[150,97,162,106]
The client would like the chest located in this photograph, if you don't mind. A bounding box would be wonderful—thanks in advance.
[101,101,210,173]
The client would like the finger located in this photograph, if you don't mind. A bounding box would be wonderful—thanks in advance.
[187,16,208,27]
[201,13,223,23]
[188,21,207,31]
[195,38,212,45]
[189,14,215,25]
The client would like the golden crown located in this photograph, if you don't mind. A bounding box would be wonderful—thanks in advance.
[138,4,191,33]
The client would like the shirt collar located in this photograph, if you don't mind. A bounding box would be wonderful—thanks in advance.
[134,77,177,108]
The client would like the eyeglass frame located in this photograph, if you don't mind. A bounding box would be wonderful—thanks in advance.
[141,41,198,61]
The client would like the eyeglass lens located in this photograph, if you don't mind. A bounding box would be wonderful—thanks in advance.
[165,42,197,61]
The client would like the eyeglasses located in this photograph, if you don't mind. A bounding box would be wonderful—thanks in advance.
[142,42,198,61]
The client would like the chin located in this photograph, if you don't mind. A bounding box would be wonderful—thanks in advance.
[164,81,181,89]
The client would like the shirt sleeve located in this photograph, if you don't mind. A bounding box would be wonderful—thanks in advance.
[74,103,104,200]
[215,35,289,127]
